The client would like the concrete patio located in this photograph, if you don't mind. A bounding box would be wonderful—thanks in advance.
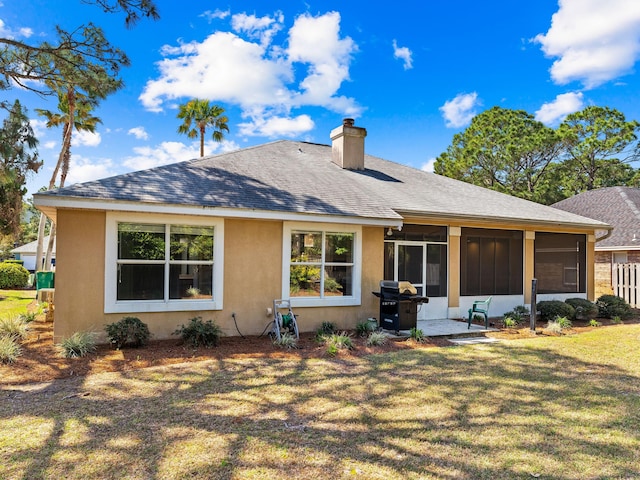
[381,318,498,338]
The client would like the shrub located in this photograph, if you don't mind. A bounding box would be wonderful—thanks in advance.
[0,335,21,364]
[545,320,564,334]
[0,316,29,340]
[366,331,387,347]
[503,305,529,324]
[58,332,97,358]
[19,311,37,323]
[173,316,222,348]
[588,319,601,327]
[611,315,623,324]
[0,263,29,289]
[355,320,375,337]
[273,332,298,349]
[503,317,518,328]
[596,295,632,320]
[324,332,353,356]
[409,327,425,343]
[105,316,150,349]
[565,298,598,320]
[537,301,575,322]
[315,321,337,341]
[555,316,572,329]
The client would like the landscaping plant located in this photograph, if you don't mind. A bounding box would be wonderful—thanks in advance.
[565,298,598,320]
[105,316,150,349]
[366,331,387,346]
[502,305,529,324]
[409,327,425,342]
[503,317,518,328]
[0,262,29,289]
[58,331,97,358]
[323,332,353,356]
[0,334,21,364]
[173,316,222,347]
[596,294,632,320]
[273,332,298,349]
[537,300,575,322]
[355,320,375,337]
[0,316,29,341]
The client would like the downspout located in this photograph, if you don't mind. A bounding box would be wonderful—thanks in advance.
[595,227,614,243]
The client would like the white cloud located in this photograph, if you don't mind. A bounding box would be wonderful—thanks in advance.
[29,118,48,138]
[122,140,240,170]
[440,92,480,128]
[72,130,101,147]
[392,39,413,70]
[200,9,230,22]
[128,126,149,140]
[421,158,436,173]
[65,155,115,186]
[238,114,314,137]
[43,141,56,149]
[535,92,584,125]
[534,0,640,88]
[0,19,33,39]
[140,11,360,137]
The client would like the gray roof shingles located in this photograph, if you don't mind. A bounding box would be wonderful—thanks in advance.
[552,187,640,248]
[36,140,607,229]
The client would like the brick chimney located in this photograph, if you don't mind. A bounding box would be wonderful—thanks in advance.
[330,118,367,170]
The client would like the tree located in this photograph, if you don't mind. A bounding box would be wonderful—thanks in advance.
[434,107,562,202]
[177,99,229,157]
[0,100,41,236]
[0,1,158,95]
[558,106,640,191]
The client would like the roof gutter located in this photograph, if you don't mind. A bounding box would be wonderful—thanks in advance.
[595,227,614,243]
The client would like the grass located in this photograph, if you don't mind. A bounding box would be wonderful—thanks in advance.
[1,325,640,479]
[0,289,36,317]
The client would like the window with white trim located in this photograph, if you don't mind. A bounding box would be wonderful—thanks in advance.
[283,223,361,307]
[105,213,224,313]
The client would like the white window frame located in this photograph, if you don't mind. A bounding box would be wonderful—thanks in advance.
[282,222,361,307]
[105,212,224,313]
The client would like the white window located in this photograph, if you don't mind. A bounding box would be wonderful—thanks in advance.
[105,213,224,313]
[283,222,361,307]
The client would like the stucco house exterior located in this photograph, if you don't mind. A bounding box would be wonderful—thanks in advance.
[34,119,609,342]
[552,187,640,298]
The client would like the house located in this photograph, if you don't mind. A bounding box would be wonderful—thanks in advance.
[552,187,640,298]
[34,119,610,342]
[10,236,56,273]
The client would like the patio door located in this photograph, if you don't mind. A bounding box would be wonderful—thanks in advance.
[385,241,448,319]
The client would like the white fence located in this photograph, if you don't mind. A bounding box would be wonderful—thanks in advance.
[613,263,640,308]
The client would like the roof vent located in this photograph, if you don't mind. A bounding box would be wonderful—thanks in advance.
[330,118,367,170]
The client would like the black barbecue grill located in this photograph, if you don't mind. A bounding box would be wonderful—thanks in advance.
[372,280,429,333]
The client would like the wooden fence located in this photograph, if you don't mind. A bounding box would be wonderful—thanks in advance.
[613,263,640,308]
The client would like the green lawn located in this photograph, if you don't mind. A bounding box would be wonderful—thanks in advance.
[0,289,36,317]
[1,325,639,479]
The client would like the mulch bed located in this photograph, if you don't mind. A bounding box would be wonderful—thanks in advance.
[2,310,638,386]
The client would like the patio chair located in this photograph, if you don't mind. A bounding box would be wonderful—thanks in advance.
[467,296,492,329]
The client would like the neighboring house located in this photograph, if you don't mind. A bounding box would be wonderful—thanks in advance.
[552,187,640,298]
[34,119,609,342]
[10,236,56,272]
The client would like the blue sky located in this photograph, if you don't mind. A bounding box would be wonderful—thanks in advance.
[2,0,640,197]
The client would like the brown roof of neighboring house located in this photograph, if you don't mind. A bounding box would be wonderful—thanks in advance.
[552,186,640,250]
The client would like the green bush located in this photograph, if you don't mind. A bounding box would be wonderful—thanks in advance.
[105,316,150,349]
[366,331,387,346]
[565,298,598,320]
[409,327,425,342]
[173,316,222,347]
[0,335,21,364]
[0,316,29,340]
[355,320,375,337]
[323,332,353,356]
[58,332,97,358]
[503,305,529,324]
[4,259,24,266]
[588,319,601,327]
[0,263,29,289]
[19,312,37,323]
[555,316,572,329]
[536,301,575,322]
[503,317,518,328]
[596,295,632,320]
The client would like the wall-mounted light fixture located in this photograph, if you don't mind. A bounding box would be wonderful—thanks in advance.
[386,227,393,236]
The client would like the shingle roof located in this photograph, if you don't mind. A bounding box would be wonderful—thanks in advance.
[552,187,640,249]
[36,140,607,229]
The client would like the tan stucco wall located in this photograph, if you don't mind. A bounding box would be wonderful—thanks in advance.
[51,211,382,342]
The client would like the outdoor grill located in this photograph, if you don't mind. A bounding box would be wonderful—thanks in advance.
[373,280,429,333]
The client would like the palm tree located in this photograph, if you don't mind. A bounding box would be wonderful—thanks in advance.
[177,99,229,157]
[34,89,102,271]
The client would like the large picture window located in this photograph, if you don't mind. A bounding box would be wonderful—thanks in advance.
[535,232,586,294]
[283,223,361,307]
[106,213,223,313]
[461,228,523,296]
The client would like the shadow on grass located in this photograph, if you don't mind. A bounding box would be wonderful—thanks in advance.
[2,327,640,479]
